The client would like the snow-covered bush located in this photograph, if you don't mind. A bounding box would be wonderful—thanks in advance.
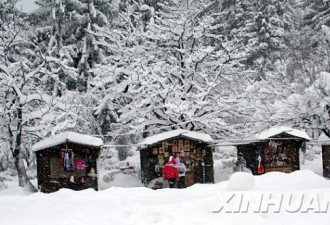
[305,144,322,161]
[103,172,116,183]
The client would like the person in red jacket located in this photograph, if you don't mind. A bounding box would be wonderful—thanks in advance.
[162,156,179,188]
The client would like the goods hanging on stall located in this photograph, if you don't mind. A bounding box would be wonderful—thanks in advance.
[139,129,214,187]
[235,126,310,175]
[32,132,103,193]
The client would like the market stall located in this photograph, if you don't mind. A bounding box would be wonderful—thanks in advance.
[322,143,330,179]
[235,126,310,175]
[32,132,103,193]
[138,129,214,187]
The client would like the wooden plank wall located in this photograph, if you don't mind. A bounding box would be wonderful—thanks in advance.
[140,137,214,187]
[322,145,330,178]
[237,139,303,175]
[36,143,100,193]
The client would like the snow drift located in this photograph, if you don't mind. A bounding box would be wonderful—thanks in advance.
[0,170,329,225]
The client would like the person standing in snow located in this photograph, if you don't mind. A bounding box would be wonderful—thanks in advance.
[234,152,247,172]
[174,157,187,188]
[162,156,179,188]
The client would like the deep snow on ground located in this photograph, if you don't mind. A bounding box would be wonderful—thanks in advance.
[0,170,330,225]
[0,145,328,225]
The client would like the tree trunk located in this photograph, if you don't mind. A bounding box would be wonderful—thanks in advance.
[13,154,36,192]
[300,142,306,166]
[12,104,37,192]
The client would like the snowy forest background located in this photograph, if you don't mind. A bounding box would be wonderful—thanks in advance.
[0,0,329,190]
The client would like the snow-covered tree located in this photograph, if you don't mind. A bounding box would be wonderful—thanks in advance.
[0,0,52,189]
[0,0,96,189]
[30,0,120,92]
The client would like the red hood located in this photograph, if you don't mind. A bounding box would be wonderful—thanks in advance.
[168,156,175,164]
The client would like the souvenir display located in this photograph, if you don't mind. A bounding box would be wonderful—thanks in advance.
[139,136,216,188]
[257,155,265,174]
[159,158,164,165]
[61,149,74,172]
[73,159,87,171]
[178,139,184,148]
[263,140,296,170]
[162,141,168,150]
[155,165,160,172]
[51,149,93,179]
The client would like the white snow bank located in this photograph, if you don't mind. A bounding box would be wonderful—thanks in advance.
[32,132,103,152]
[254,169,330,191]
[256,126,310,140]
[228,172,255,191]
[140,129,213,146]
[0,170,329,225]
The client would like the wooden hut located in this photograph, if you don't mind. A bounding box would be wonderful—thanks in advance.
[321,138,330,179]
[235,126,310,175]
[32,132,103,193]
[322,143,330,178]
[138,129,214,187]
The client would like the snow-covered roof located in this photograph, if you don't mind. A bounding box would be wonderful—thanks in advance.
[140,129,213,146]
[318,132,330,141]
[32,132,103,152]
[256,126,311,140]
[318,132,330,145]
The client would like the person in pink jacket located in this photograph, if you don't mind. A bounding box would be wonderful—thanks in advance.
[162,156,179,188]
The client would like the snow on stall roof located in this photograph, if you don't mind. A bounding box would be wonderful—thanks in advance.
[318,132,330,141]
[32,132,103,152]
[256,126,311,140]
[140,129,213,146]
[318,132,330,145]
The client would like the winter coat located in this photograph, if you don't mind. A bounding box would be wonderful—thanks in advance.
[174,158,187,177]
[234,157,247,172]
[162,161,179,181]
[238,157,247,167]
[73,159,87,171]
